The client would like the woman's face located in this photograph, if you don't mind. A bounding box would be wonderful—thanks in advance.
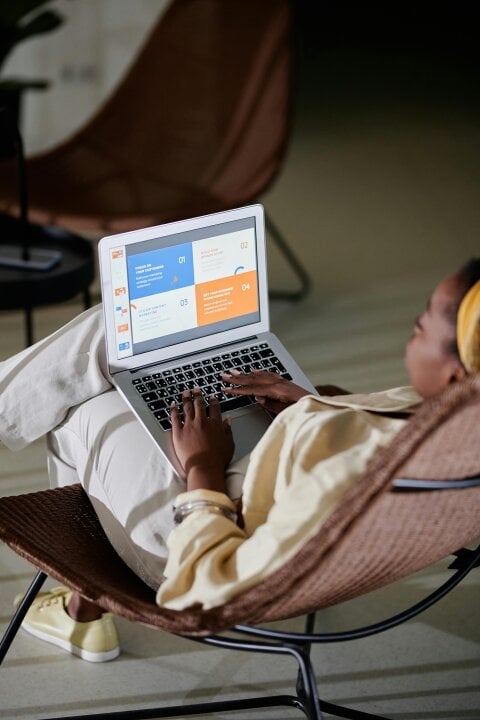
[404,273,467,398]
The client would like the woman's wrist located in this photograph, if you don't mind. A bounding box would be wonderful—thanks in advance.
[173,488,238,526]
[186,465,227,493]
[292,387,311,401]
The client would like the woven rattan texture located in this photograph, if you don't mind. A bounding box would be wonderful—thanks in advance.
[0,376,479,634]
[397,397,480,480]
[205,376,480,629]
[0,485,182,629]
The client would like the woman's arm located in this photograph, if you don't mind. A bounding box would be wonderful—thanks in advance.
[170,388,234,493]
[158,396,401,611]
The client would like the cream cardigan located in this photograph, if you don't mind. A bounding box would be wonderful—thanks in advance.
[157,386,420,610]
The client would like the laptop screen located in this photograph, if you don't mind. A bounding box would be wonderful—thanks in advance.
[108,217,260,359]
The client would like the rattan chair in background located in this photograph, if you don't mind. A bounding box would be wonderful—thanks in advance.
[1,377,479,718]
[0,0,310,301]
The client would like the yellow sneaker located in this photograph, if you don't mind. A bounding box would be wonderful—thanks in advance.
[14,586,120,662]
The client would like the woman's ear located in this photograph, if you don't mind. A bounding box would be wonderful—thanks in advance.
[448,359,467,385]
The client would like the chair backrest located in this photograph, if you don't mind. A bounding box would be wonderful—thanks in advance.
[220,375,480,628]
[0,0,292,231]
[0,376,479,636]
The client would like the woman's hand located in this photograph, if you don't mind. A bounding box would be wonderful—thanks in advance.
[170,388,234,492]
[221,369,310,415]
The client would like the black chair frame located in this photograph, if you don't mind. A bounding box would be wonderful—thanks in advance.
[1,481,479,720]
[265,212,311,302]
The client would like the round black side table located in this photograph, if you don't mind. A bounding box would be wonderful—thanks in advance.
[0,214,95,347]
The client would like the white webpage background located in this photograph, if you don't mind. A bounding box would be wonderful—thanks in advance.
[129,227,257,346]
[192,229,256,283]
[130,284,197,344]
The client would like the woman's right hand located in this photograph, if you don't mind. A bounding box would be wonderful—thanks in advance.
[170,389,234,492]
[221,370,310,415]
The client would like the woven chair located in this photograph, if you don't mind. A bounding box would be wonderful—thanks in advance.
[0,0,310,300]
[1,376,480,719]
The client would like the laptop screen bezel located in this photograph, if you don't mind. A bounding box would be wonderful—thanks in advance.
[99,204,270,374]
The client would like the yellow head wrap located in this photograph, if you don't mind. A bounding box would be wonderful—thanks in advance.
[457,279,480,373]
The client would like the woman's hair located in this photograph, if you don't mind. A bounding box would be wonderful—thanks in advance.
[446,257,480,358]
[458,257,480,293]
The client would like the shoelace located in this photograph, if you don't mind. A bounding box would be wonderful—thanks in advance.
[37,590,68,610]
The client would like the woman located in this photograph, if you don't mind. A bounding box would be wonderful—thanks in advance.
[1,259,479,662]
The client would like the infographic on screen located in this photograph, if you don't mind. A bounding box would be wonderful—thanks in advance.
[109,223,259,358]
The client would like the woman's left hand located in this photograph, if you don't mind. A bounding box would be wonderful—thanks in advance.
[221,369,310,415]
[170,388,234,492]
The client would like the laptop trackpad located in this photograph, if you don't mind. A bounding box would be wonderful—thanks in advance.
[230,405,272,463]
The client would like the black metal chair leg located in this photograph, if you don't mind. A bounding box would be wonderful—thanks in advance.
[294,646,323,720]
[83,286,92,310]
[266,212,312,302]
[318,700,389,720]
[25,305,33,347]
[302,612,316,657]
[0,570,48,664]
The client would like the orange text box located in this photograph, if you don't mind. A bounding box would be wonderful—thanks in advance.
[195,270,258,326]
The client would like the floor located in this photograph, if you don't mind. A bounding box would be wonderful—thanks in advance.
[1,10,480,719]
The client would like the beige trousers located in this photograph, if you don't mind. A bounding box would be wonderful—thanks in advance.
[1,305,248,589]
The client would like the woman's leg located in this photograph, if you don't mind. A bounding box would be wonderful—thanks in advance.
[47,387,250,588]
[0,305,110,451]
[17,388,185,660]
[48,389,185,589]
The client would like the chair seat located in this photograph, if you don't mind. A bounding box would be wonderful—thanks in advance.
[1,376,479,636]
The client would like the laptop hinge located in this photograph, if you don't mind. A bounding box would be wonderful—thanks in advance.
[128,335,259,374]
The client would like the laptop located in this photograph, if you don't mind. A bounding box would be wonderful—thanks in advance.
[99,204,317,477]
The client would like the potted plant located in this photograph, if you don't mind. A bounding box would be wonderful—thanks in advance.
[0,0,65,156]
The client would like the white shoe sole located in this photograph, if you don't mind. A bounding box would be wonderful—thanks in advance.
[21,622,120,663]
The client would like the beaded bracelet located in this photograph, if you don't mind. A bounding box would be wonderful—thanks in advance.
[173,499,237,526]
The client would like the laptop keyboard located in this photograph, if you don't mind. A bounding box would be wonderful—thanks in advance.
[131,342,292,430]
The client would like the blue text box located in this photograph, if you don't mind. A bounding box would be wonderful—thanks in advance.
[127,242,194,300]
